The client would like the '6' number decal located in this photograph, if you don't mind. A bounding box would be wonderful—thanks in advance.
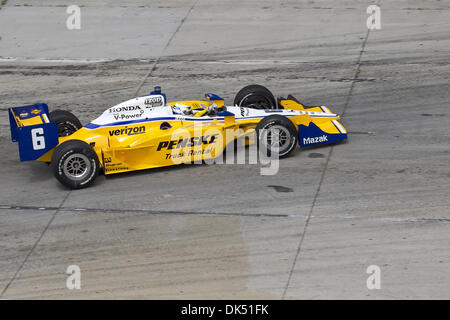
[31,128,45,150]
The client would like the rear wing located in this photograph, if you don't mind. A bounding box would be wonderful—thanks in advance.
[9,104,58,161]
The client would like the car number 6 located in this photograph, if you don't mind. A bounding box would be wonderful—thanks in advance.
[31,128,45,150]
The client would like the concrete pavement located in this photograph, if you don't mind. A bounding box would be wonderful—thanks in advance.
[0,0,449,299]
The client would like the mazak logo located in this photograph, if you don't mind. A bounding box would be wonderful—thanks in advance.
[157,134,219,151]
[303,135,328,145]
[109,125,146,136]
[109,106,141,113]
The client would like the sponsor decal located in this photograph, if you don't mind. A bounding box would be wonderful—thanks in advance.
[240,107,249,117]
[109,105,141,113]
[19,112,29,118]
[145,96,163,107]
[104,157,112,163]
[156,134,219,151]
[105,162,123,167]
[108,125,146,136]
[165,148,213,160]
[303,135,328,145]
[113,111,144,121]
[31,109,41,114]
[106,167,129,172]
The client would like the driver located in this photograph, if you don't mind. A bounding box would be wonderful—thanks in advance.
[172,103,193,115]
[172,103,222,117]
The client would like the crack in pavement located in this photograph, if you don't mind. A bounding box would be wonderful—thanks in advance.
[134,0,199,97]
[0,192,72,298]
[281,11,376,299]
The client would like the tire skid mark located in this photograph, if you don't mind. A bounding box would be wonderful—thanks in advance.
[1,205,449,224]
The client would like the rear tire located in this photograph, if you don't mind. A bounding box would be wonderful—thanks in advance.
[49,109,82,137]
[51,140,99,189]
[256,115,298,158]
[234,84,277,109]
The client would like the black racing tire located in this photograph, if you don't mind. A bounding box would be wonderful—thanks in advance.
[49,109,82,137]
[51,140,100,189]
[256,115,298,158]
[234,84,277,109]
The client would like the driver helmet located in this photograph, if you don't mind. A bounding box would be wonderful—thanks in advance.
[173,103,192,115]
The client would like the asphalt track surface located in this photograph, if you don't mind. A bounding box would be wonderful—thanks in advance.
[0,0,449,299]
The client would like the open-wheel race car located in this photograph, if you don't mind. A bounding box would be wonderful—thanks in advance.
[8,84,347,189]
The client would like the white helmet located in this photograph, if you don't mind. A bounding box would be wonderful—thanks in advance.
[173,103,192,115]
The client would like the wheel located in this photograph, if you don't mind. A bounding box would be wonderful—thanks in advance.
[49,109,82,137]
[234,84,277,109]
[51,140,100,189]
[256,115,298,158]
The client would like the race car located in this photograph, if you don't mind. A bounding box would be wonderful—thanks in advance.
[8,84,347,189]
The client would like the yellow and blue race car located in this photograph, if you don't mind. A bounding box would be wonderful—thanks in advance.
[8,84,347,189]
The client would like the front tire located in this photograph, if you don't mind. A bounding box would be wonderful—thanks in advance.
[49,109,82,137]
[256,115,298,158]
[234,84,277,109]
[51,140,99,189]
